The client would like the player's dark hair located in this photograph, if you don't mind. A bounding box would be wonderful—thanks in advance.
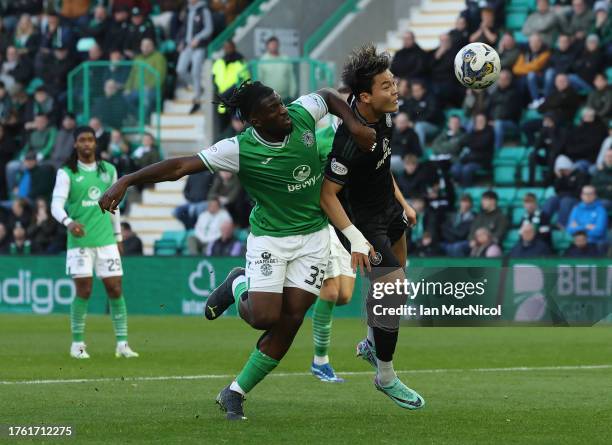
[65,126,107,175]
[342,44,391,98]
[214,80,275,121]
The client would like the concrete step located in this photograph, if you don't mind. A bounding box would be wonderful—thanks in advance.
[142,189,186,205]
[405,11,457,24]
[151,113,205,128]
[162,139,205,154]
[174,88,196,101]
[422,1,464,12]
[163,101,194,114]
[130,203,177,218]
[128,217,184,232]
[155,179,186,192]
[156,127,205,142]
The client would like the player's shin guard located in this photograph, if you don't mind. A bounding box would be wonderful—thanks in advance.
[109,295,128,342]
[234,347,279,394]
[70,296,89,342]
[312,298,335,362]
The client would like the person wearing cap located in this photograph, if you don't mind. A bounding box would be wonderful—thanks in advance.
[542,154,588,227]
[124,7,156,59]
[176,0,214,114]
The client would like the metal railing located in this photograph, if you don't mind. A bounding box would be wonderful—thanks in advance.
[67,61,161,142]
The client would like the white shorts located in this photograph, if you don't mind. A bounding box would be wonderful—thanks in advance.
[66,245,123,279]
[325,225,355,279]
[245,227,330,295]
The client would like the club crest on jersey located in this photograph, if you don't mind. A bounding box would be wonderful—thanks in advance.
[370,251,383,266]
[100,172,111,183]
[330,158,348,175]
[385,114,392,127]
[88,186,101,200]
[293,165,311,182]
[301,130,315,147]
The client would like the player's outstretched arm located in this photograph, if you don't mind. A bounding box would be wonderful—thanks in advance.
[320,178,374,274]
[99,155,206,214]
[316,88,376,152]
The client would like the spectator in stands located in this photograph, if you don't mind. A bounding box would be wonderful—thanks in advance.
[124,38,167,116]
[9,223,31,255]
[206,220,244,257]
[0,124,18,199]
[488,69,522,149]
[430,114,465,161]
[591,1,611,60]
[26,198,62,253]
[207,170,241,219]
[469,5,498,46]
[187,197,232,255]
[7,198,31,230]
[109,129,134,177]
[509,222,552,257]
[451,113,494,187]
[462,88,489,129]
[104,6,130,54]
[49,113,75,169]
[89,117,110,157]
[522,0,561,47]
[92,79,130,130]
[37,42,77,105]
[103,49,131,88]
[124,7,157,59]
[257,36,297,102]
[449,15,470,50]
[176,0,214,114]
[24,86,56,126]
[13,14,39,59]
[390,31,428,81]
[0,221,10,253]
[0,81,13,124]
[566,185,608,244]
[518,192,552,245]
[173,170,214,229]
[397,154,437,199]
[542,155,588,226]
[407,196,439,251]
[565,230,601,256]
[537,73,582,123]
[592,147,612,210]
[213,39,249,131]
[498,32,521,71]
[427,174,455,219]
[595,121,612,169]
[132,132,161,170]
[5,113,56,194]
[562,0,595,40]
[85,5,111,48]
[0,45,33,94]
[413,231,444,257]
[0,18,10,58]
[121,222,143,255]
[470,227,502,258]
[513,33,551,107]
[542,34,577,97]
[569,34,604,93]
[38,11,72,53]
[587,73,612,121]
[564,107,608,173]
[470,190,508,244]
[430,33,464,107]
[17,151,55,202]
[403,80,443,148]
[390,112,421,174]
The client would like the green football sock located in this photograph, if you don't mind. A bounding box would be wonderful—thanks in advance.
[109,295,128,342]
[70,296,89,342]
[312,298,336,358]
[232,276,248,306]
[235,348,279,393]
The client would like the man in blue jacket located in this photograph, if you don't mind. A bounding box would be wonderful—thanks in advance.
[566,185,608,245]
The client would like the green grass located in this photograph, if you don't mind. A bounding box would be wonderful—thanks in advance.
[1,314,612,444]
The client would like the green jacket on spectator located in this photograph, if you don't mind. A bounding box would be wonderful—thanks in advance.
[20,127,57,161]
[430,128,465,159]
[125,50,167,92]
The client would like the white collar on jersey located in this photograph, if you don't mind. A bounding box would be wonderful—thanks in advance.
[77,160,97,171]
[252,128,289,149]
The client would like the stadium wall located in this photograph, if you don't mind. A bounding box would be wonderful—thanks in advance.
[0,257,610,324]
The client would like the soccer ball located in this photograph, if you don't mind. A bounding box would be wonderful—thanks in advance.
[454,42,501,90]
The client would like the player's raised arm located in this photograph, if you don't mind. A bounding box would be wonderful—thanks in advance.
[315,88,376,152]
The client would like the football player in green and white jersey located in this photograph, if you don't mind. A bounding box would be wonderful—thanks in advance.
[98,81,375,420]
[51,126,138,360]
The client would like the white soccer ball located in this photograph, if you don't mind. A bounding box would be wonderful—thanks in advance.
[454,42,501,90]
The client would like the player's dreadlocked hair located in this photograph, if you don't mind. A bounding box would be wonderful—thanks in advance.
[342,44,391,99]
[214,80,275,121]
[65,126,107,175]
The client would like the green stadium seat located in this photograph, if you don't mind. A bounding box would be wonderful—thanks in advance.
[512,206,526,226]
[606,66,612,83]
[520,163,545,183]
[514,30,528,43]
[161,230,187,254]
[493,160,519,185]
[154,239,179,256]
[514,187,546,204]
[496,146,528,162]
[233,228,249,242]
[543,186,556,199]
[506,13,527,30]
[522,109,542,122]
[503,229,521,251]
[552,230,572,252]
[496,188,517,209]
[182,230,195,255]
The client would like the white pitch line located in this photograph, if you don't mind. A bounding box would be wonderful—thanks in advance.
[1,364,611,386]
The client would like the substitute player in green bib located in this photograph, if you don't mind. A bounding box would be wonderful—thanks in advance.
[51,126,138,359]
[98,81,375,420]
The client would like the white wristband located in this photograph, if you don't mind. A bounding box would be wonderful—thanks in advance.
[341,225,370,255]
[62,217,73,227]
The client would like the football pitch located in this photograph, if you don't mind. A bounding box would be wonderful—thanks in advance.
[1,314,612,445]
